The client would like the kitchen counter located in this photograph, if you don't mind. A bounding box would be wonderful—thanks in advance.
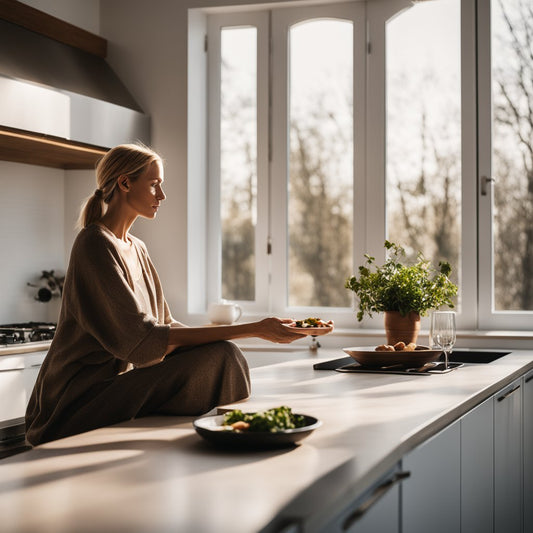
[0,346,532,533]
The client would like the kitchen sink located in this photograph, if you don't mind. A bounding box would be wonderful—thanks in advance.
[439,350,510,364]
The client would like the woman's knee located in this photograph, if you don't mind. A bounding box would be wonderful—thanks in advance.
[217,341,250,377]
[217,340,246,362]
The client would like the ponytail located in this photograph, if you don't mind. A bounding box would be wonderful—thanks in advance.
[77,190,105,230]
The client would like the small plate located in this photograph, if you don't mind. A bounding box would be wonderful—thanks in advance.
[343,345,443,368]
[283,324,333,336]
[193,414,321,449]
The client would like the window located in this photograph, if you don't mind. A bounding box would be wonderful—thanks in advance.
[219,26,257,301]
[478,0,533,329]
[287,19,354,308]
[386,0,461,294]
[207,4,363,325]
[196,0,533,331]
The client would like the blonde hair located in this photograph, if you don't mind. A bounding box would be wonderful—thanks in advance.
[77,143,162,229]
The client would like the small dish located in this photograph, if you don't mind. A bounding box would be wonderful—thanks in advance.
[283,324,333,336]
[342,345,443,368]
[193,413,321,449]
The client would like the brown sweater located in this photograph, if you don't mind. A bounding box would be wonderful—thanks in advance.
[25,224,173,444]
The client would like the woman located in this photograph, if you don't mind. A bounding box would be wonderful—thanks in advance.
[25,143,306,446]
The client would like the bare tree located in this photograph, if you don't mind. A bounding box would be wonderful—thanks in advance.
[493,0,533,309]
[388,100,460,284]
[289,107,353,307]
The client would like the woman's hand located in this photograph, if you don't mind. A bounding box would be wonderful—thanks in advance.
[166,317,307,350]
[254,317,307,344]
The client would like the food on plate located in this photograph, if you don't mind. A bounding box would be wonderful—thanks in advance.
[292,317,333,328]
[222,406,306,433]
[375,344,395,352]
[376,342,418,352]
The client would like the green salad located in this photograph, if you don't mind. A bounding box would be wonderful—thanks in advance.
[222,406,306,433]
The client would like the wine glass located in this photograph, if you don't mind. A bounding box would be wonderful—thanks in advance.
[429,311,456,370]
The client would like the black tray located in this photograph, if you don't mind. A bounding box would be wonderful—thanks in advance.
[313,357,462,374]
[335,362,463,375]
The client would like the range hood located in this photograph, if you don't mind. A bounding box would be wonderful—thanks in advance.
[0,1,150,168]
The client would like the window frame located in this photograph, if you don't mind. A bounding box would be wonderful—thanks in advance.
[476,0,533,329]
[196,0,533,332]
[206,11,271,315]
[269,2,366,327]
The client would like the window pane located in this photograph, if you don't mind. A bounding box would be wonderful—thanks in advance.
[220,27,257,301]
[492,0,533,310]
[288,19,353,307]
[386,1,461,290]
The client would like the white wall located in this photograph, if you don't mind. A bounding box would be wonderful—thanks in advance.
[0,1,100,325]
[0,162,65,324]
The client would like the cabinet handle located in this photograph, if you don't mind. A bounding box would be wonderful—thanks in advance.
[497,384,520,402]
[526,374,533,384]
[342,471,410,531]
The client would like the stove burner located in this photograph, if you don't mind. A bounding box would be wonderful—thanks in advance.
[0,322,56,345]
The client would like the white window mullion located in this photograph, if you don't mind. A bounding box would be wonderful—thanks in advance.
[477,0,493,327]
[255,12,271,314]
[269,7,289,318]
[460,0,479,330]
[206,15,222,308]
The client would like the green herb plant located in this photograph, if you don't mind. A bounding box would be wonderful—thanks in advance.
[345,241,458,322]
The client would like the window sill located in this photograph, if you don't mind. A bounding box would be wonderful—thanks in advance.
[236,327,533,352]
[331,328,533,340]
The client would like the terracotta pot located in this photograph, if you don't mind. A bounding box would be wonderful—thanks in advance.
[384,311,421,345]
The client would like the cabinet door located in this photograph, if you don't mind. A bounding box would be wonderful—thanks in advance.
[461,397,494,533]
[317,466,403,533]
[0,366,40,422]
[0,368,27,421]
[494,378,522,533]
[524,369,533,533]
[401,420,461,533]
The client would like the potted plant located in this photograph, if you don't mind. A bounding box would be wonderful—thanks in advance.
[345,241,458,345]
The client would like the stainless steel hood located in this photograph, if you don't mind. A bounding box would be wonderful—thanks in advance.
[0,16,150,151]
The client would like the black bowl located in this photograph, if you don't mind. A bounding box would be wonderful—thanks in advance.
[193,414,321,449]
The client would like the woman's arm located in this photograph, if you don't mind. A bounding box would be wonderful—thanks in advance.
[165,317,306,354]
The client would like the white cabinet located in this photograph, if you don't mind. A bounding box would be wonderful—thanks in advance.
[316,466,404,533]
[0,367,27,421]
[494,378,523,533]
[0,354,42,423]
[461,397,494,533]
[401,420,461,533]
[523,369,533,533]
[309,368,531,533]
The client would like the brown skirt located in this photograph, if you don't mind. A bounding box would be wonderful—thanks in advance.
[32,341,250,445]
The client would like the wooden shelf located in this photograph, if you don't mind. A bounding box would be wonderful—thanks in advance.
[0,126,108,169]
[0,0,106,57]
[0,1,111,168]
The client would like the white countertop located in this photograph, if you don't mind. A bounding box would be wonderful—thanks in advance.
[0,347,532,533]
[0,341,51,356]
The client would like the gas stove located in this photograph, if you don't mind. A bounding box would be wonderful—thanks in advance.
[0,322,56,346]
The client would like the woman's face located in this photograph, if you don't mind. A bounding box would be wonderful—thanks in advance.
[124,160,166,219]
